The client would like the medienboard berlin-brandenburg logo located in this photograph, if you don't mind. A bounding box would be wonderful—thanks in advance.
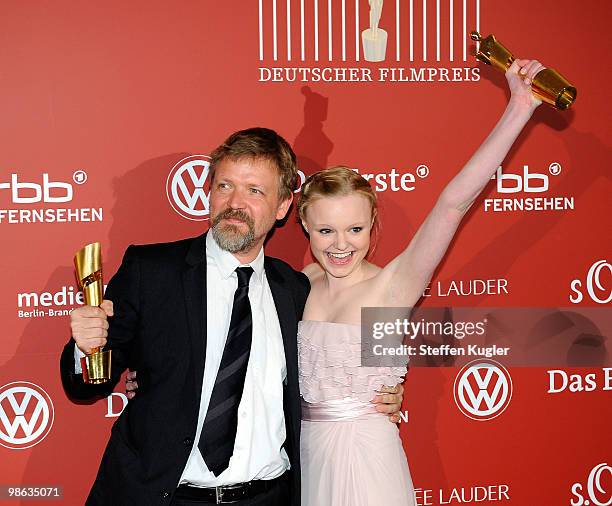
[0,382,55,450]
[166,155,211,221]
[453,359,513,421]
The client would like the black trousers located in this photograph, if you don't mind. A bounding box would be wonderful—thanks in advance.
[170,478,290,506]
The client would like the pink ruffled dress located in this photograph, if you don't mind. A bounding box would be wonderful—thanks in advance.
[298,320,415,506]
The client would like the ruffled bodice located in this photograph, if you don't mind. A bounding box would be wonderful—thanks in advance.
[297,320,408,404]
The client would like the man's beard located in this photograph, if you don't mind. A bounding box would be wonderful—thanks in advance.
[211,209,257,253]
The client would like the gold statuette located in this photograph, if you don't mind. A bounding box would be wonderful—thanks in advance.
[74,242,111,384]
[470,31,576,110]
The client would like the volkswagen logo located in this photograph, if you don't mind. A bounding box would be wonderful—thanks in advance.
[0,382,54,450]
[453,359,513,421]
[166,155,212,221]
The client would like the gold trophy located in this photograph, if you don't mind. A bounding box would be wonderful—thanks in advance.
[74,242,111,384]
[470,31,576,110]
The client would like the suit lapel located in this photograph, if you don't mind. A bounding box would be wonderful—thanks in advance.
[182,232,208,399]
[265,258,298,388]
[264,258,302,471]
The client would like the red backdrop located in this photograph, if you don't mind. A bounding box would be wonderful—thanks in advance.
[0,1,610,504]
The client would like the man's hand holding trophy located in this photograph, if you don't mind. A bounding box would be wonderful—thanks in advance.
[72,242,112,384]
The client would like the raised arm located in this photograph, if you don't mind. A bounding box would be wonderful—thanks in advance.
[378,59,545,306]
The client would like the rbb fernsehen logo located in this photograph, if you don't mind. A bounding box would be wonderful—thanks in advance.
[166,155,212,221]
[0,382,54,450]
[453,359,513,421]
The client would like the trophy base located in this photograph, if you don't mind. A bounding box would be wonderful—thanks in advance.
[362,28,387,62]
[81,349,112,384]
[532,68,576,110]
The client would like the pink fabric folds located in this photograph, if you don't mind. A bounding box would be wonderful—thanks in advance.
[297,319,408,404]
[297,320,415,506]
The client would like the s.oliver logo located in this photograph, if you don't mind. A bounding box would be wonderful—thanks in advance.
[570,260,612,305]
[571,463,612,506]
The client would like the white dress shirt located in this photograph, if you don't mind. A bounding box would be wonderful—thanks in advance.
[76,233,289,486]
[180,233,289,486]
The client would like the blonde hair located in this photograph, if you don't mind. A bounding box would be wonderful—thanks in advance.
[298,166,377,220]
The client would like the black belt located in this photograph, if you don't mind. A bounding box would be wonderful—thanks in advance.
[174,472,288,504]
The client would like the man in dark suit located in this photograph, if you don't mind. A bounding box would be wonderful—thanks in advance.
[60,128,403,506]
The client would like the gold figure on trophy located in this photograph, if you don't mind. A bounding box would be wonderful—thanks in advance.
[74,242,111,384]
[470,31,576,110]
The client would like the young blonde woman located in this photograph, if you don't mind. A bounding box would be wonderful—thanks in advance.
[297,58,545,505]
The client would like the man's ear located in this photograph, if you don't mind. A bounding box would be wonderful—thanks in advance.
[276,194,293,220]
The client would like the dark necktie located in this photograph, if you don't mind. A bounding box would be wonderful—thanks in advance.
[199,266,254,476]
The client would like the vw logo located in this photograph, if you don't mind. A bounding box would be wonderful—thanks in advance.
[0,382,54,450]
[453,359,512,421]
[166,155,212,221]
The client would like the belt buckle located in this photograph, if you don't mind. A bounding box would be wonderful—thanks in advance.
[215,486,224,504]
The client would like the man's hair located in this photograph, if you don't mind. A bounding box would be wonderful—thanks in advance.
[209,127,298,201]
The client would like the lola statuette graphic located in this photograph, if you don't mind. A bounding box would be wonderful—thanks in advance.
[362,0,387,62]
[74,242,111,383]
[470,31,577,110]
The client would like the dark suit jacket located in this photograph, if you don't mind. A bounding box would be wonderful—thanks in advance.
[60,233,310,506]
